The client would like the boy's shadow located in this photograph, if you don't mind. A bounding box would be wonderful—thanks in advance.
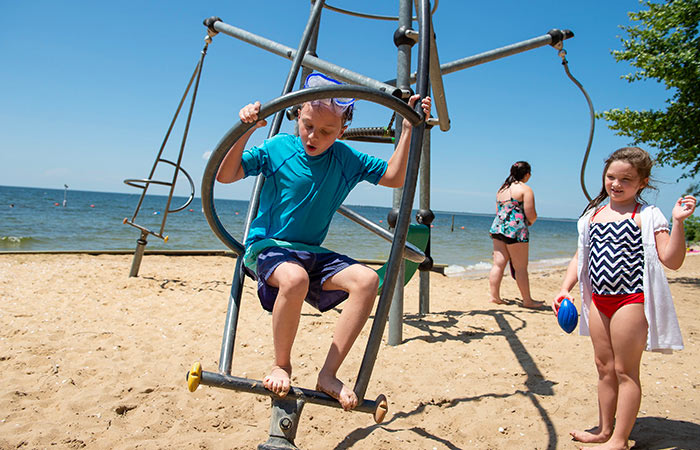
[630,416,700,449]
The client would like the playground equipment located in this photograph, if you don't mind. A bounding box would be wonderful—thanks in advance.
[121,33,213,277]
[179,1,580,448]
[121,0,593,447]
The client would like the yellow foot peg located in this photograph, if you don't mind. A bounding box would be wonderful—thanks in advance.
[373,394,388,423]
[187,362,202,392]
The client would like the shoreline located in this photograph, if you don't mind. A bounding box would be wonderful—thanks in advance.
[1,253,699,449]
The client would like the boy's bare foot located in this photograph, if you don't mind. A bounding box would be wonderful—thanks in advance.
[263,365,291,397]
[570,426,611,443]
[316,372,358,411]
[522,299,545,309]
[490,298,507,305]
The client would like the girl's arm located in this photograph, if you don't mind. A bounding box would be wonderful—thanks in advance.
[379,95,431,188]
[216,102,267,184]
[656,195,697,270]
[522,184,537,226]
[552,250,579,314]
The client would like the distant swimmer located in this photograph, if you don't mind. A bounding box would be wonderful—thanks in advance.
[9,204,14,208]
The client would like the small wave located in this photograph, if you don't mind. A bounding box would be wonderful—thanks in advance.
[0,236,36,248]
[530,257,571,270]
[444,261,492,278]
[465,261,492,271]
[443,258,569,279]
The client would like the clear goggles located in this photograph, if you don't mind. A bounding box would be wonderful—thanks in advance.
[303,73,355,111]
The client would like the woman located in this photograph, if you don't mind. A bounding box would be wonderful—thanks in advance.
[488,161,543,308]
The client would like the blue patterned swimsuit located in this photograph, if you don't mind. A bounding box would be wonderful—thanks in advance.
[588,204,644,317]
[489,198,529,243]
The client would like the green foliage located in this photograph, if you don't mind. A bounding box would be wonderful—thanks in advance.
[683,214,700,242]
[599,0,700,183]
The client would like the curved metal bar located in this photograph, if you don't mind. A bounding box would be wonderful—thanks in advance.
[123,159,196,213]
[165,164,196,213]
[123,178,172,189]
[201,85,422,257]
[323,0,438,21]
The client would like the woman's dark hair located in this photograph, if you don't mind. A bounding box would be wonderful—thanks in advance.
[499,161,531,192]
[581,146,656,216]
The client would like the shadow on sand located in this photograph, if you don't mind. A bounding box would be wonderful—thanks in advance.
[630,416,700,449]
[336,307,561,450]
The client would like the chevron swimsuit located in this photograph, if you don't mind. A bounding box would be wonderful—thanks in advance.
[588,204,644,318]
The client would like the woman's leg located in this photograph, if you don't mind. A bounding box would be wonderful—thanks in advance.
[489,238,509,304]
[571,302,616,444]
[263,262,310,397]
[318,263,379,410]
[604,303,648,449]
[507,242,542,308]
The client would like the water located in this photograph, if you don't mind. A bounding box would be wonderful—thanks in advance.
[0,185,578,275]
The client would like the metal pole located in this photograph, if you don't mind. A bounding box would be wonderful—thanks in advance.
[388,0,414,347]
[354,0,430,400]
[128,231,148,277]
[211,20,404,97]
[385,29,574,85]
[337,205,426,263]
[419,128,431,315]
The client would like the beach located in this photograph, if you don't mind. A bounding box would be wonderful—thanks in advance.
[1,252,699,449]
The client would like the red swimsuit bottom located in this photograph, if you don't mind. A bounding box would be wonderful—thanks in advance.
[591,292,645,319]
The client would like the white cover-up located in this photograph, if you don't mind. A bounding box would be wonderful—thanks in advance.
[576,204,683,352]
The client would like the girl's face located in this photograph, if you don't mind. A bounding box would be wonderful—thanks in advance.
[297,103,346,156]
[604,160,648,205]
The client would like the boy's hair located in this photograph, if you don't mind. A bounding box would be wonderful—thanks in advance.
[289,101,354,127]
[582,146,657,216]
[498,161,531,192]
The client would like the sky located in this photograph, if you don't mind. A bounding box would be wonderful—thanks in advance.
[0,0,690,219]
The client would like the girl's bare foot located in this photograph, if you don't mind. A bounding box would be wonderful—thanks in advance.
[263,365,291,397]
[316,372,358,411]
[522,299,545,309]
[570,426,611,443]
[576,443,629,450]
[490,298,507,305]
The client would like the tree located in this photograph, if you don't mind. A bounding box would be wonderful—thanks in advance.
[600,0,699,185]
[683,214,700,242]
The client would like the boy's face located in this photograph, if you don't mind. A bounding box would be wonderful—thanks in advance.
[297,103,346,156]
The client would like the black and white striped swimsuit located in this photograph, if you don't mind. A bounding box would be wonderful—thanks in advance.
[588,204,644,296]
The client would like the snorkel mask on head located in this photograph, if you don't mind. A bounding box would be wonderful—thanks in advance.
[303,73,355,125]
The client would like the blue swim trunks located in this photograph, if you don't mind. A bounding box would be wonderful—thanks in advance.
[253,247,359,312]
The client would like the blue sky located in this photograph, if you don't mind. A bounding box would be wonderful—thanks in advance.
[0,1,689,219]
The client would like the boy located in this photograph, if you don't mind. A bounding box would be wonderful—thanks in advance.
[217,73,431,410]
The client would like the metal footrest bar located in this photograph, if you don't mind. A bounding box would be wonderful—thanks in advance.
[189,368,388,423]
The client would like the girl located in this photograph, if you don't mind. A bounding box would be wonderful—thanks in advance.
[488,161,543,308]
[553,147,696,449]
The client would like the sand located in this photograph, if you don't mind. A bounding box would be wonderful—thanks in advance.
[1,252,699,449]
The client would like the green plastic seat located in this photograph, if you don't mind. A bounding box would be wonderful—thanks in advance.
[375,224,430,295]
